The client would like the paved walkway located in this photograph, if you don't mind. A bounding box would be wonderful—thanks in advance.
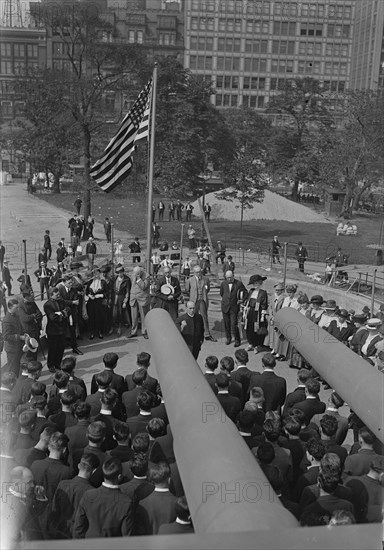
[0,180,355,448]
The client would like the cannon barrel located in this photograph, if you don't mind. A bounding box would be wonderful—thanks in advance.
[146,308,298,533]
[275,308,383,442]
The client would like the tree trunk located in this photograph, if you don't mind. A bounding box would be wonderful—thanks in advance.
[51,172,61,194]
[352,181,372,211]
[340,188,354,219]
[240,203,244,230]
[292,177,299,201]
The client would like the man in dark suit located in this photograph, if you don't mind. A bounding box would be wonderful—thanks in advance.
[111,265,131,337]
[216,373,241,422]
[61,356,87,399]
[125,352,158,394]
[126,391,154,440]
[231,348,253,406]
[65,402,91,457]
[50,453,100,539]
[248,353,286,414]
[203,355,218,394]
[2,298,27,375]
[73,457,134,538]
[176,300,204,359]
[34,261,53,301]
[86,370,113,417]
[295,241,308,273]
[91,388,121,451]
[90,352,127,396]
[294,378,326,425]
[137,462,177,535]
[153,266,181,323]
[283,369,312,419]
[2,260,13,295]
[58,275,82,355]
[158,496,194,534]
[43,287,70,373]
[122,368,149,419]
[220,270,247,347]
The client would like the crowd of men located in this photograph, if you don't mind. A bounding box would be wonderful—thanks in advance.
[1,337,383,544]
[1,212,384,542]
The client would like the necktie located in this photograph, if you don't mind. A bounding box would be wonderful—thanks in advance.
[288,301,292,307]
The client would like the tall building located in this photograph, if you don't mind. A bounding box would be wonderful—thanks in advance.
[184,0,355,110]
[349,0,384,90]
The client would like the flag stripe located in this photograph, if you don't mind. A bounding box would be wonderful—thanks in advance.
[90,78,152,193]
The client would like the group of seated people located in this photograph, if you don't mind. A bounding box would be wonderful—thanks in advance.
[0,345,383,544]
[336,222,358,236]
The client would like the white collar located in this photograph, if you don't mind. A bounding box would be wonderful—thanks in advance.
[205,370,215,375]
[154,487,169,492]
[102,482,120,489]
[327,407,338,412]
[306,395,317,399]
[236,364,247,370]
[239,431,251,436]
[176,517,191,525]
[218,390,229,394]
[0,386,10,392]
[100,409,112,416]
[263,368,274,372]
[139,410,151,416]
[134,475,147,480]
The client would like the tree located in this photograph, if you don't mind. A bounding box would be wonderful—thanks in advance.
[153,59,234,196]
[215,108,271,228]
[13,68,80,193]
[314,91,384,216]
[30,0,149,219]
[267,77,333,200]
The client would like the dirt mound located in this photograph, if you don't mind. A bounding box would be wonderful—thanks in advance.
[193,189,331,224]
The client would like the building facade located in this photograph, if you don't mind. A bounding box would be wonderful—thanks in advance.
[349,0,384,90]
[184,0,355,110]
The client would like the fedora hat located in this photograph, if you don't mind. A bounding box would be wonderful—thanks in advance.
[248,274,267,285]
[352,314,367,324]
[324,299,337,310]
[22,336,38,353]
[115,264,124,274]
[338,308,349,319]
[310,295,324,305]
[366,318,382,330]
[274,282,285,290]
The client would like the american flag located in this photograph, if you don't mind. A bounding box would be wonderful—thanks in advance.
[90,78,152,193]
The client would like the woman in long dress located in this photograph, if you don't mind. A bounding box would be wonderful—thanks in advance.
[243,274,269,353]
[85,268,107,339]
[268,281,286,353]
[114,239,124,265]
[274,283,300,361]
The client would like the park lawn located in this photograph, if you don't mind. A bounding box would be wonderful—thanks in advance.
[37,191,383,265]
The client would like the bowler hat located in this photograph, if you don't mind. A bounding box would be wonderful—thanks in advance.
[248,274,267,285]
[324,299,337,310]
[285,284,297,293]
[310,295,324,305]
[100,264,111,274]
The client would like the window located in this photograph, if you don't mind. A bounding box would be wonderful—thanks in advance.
[325,62,332,75]
[243,76,250,89]
[1,61,13,74]
[189,55,197,69]
[231,95,237,107]
[242,95,249,107]
[219,18,226,31]
[235,19,241,32]
[245,39,252,53]
[270,78,277,90]
[227,19,233,32]
[128,30,135,43]
[1,100,13,116]
[206,56,212,70]
[273,41,295,54]
[218,38,225,51]
[301,24,322,37]
[232,57,240,70]
[191,17,198,30]
[286,60,294,73]
[338,81,345,92]
[192,0,199,9]
[259,59,267,72]
[190,37,197,49]
[340,63,347,75]
[223,94,230,106]
[244,58,251,71]
[137,31,143,44]
[207,17,214,30]
[14,61,25,74]
[216,94,222,106]
[217,56,224,69]
[206,37,213,50]
[216,75,223,88]
[258,77,265,90]
[198,37,205,50]
[1,43,11,57]
[226,38,233,52]
[224,75,231,88]
[250,96,257,108]
[313,61,321,74]
[14,44,25,57]
[197,56,204,69]
[27,44,38,57]
[274,22,296,36]
[257,96,265,108]
[234,38,241,52]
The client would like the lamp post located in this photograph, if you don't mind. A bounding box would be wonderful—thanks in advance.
[201,167,211,239]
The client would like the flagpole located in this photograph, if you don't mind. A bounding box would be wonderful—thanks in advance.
[145,63,158,275]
